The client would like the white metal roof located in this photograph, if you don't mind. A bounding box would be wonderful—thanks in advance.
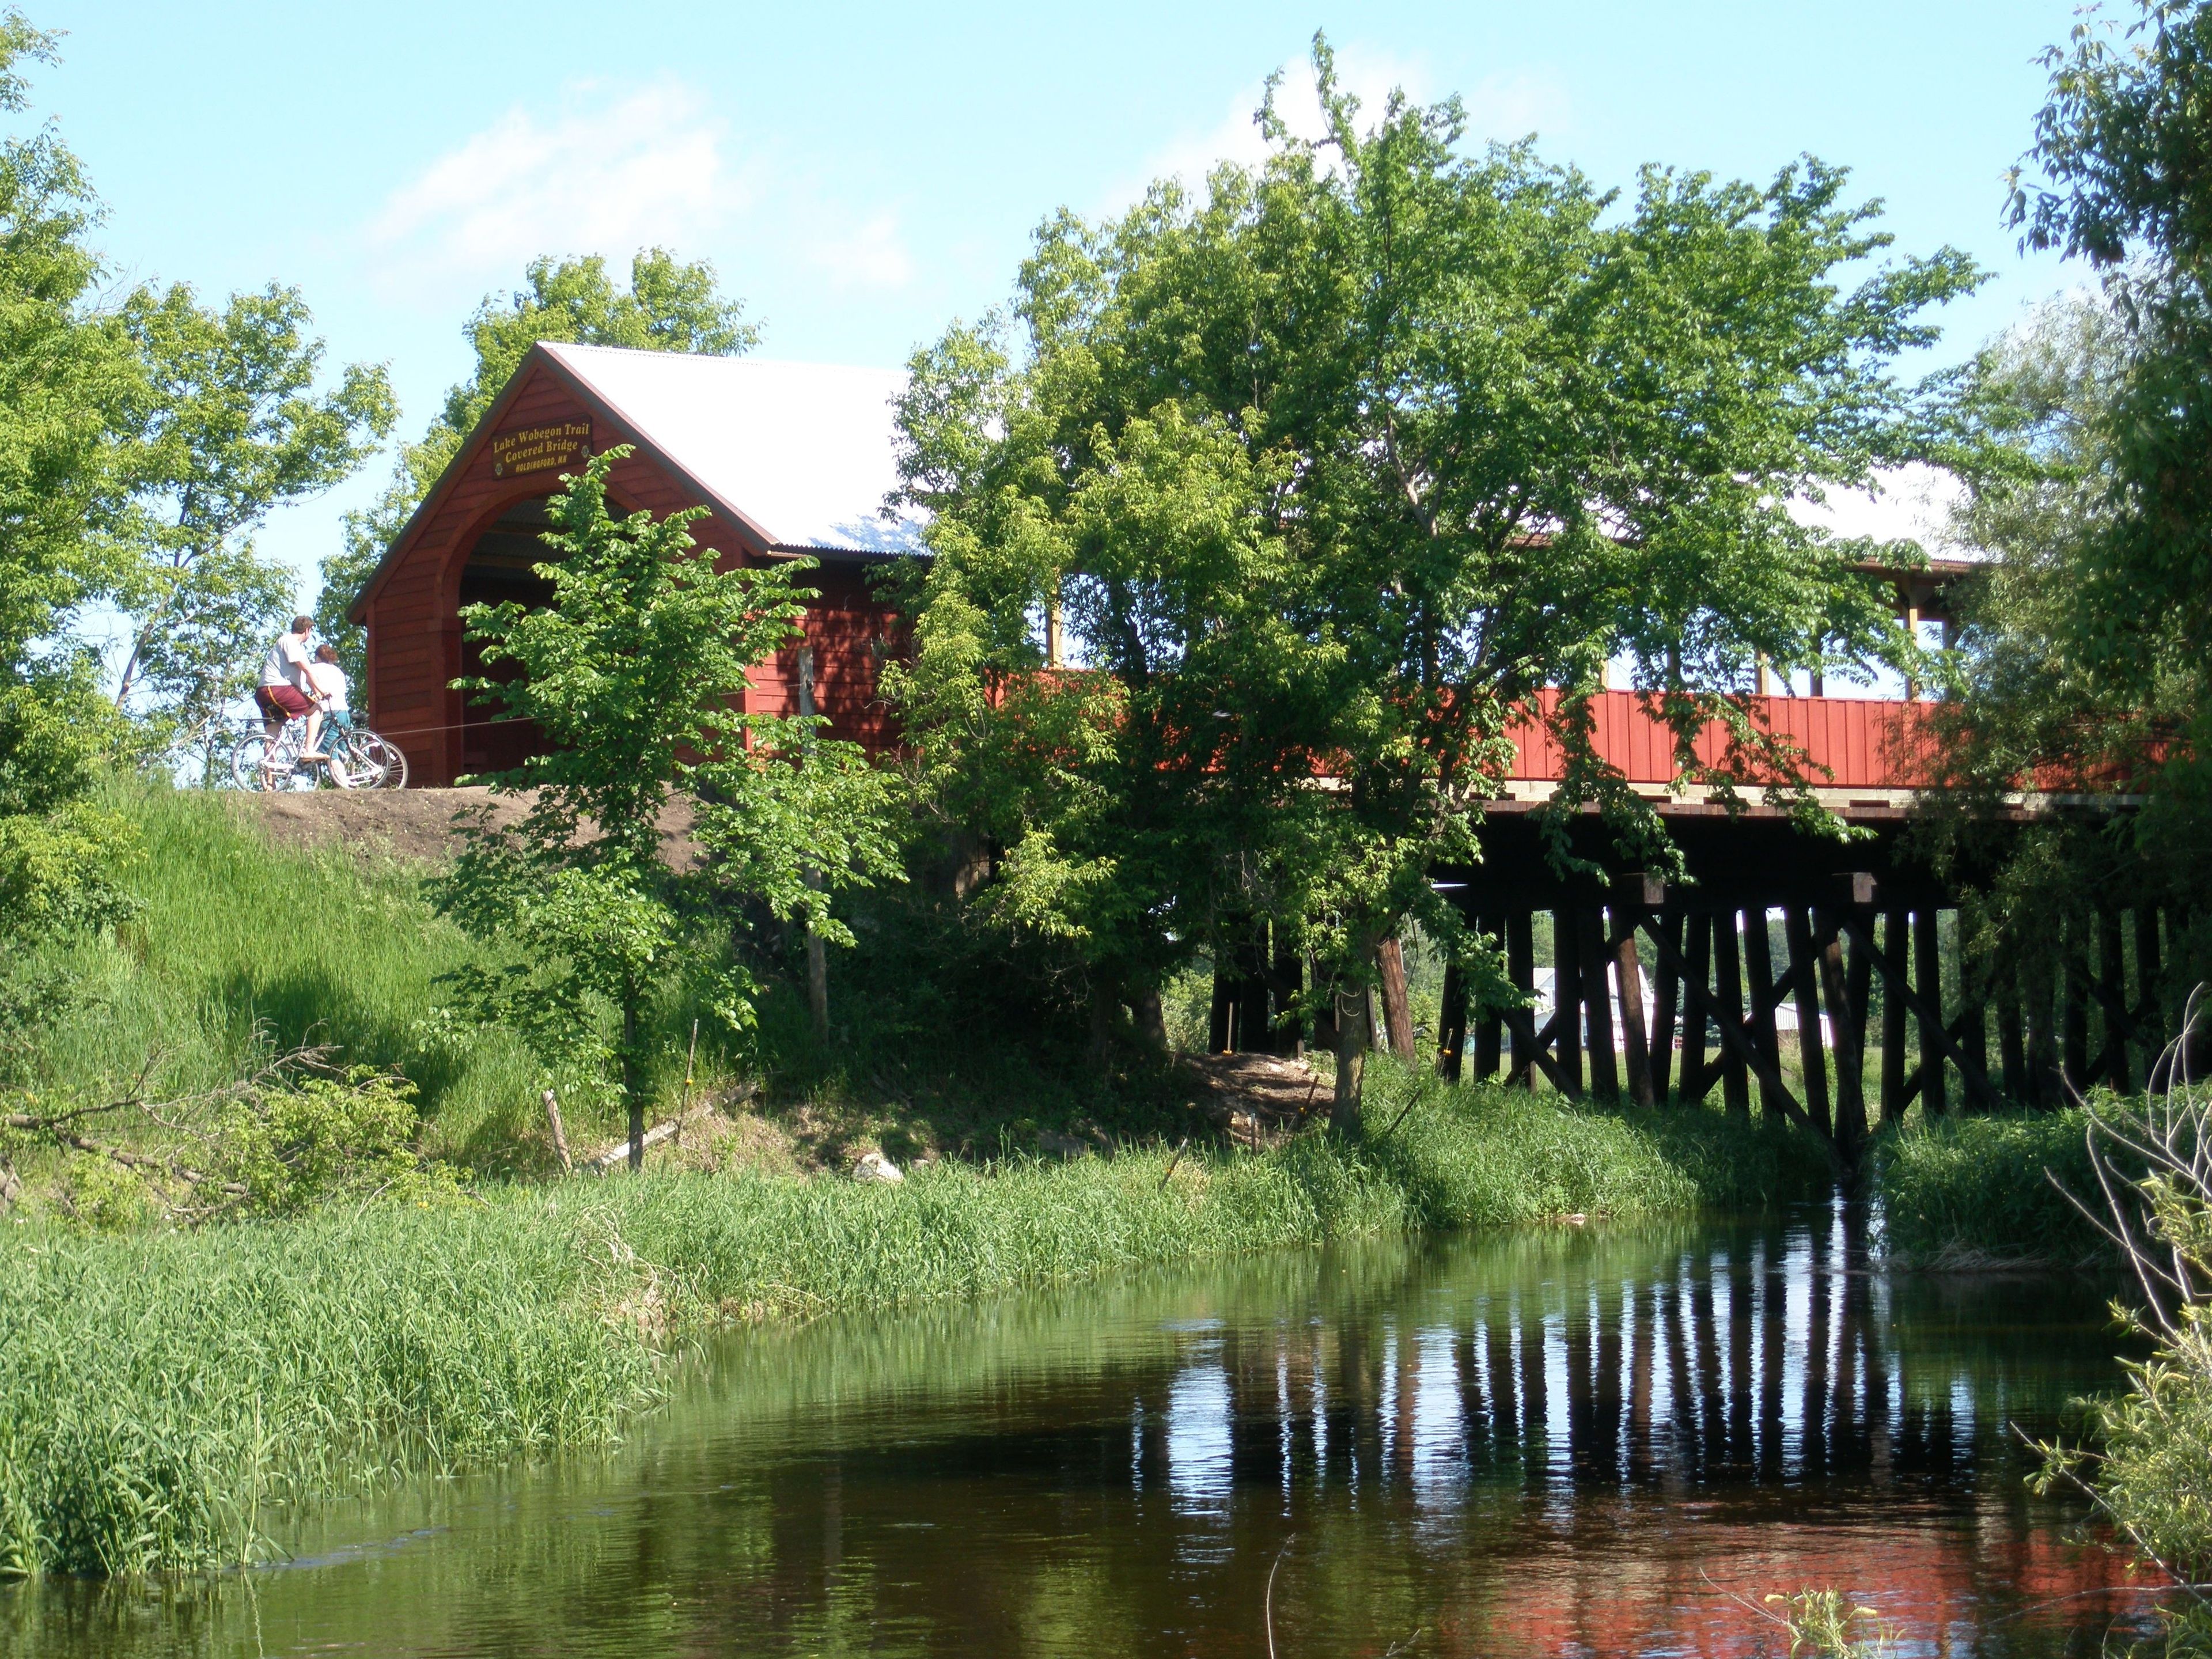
[541,343,919,553]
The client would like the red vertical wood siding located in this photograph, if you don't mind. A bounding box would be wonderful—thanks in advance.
[1502,688,1934,789]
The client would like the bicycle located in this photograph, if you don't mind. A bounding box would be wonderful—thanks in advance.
[228,713,410,791]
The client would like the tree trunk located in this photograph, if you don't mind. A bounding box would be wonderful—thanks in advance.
[1376,937,1416,1060]
[797,645,830,1042]
[1131,987,1168,1053]
[1331,985,1369,1133]
[805,929,830,1041]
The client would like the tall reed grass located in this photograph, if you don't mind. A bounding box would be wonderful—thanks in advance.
[1872,1109,2106,1266]
[0,1087,1824,1578]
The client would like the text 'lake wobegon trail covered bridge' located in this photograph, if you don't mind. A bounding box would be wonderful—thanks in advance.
[349,344,2167,1140]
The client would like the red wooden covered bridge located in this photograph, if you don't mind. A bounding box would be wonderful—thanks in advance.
[347,346,2168,1137]
[347,342,918,787]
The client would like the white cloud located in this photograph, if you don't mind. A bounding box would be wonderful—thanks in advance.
[364,80,921,307]
[810,210,915,293]
[1107,48,1570,211]
[365,80,756,294]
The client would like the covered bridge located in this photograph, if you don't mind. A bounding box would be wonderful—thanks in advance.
[346,343,918,787]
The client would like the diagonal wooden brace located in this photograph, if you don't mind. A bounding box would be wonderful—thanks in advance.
[1640,915,1832,1159]
[1838,914,2007,1113]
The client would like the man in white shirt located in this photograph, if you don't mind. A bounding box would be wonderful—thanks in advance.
[255,615,326,758]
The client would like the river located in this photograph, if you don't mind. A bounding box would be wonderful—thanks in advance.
[5,1202,2156,1656]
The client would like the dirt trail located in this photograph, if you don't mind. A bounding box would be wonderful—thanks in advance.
[1181,1051,1332,1145]
[245,787,700,868]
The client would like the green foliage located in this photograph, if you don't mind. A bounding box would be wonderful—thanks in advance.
[0,10,135,671]
[0,1201,657,1577]
[1949,0,2212,1006]
[2010,1073,2212,1649]
[109,281,393,757]
[0,12,142,1027]
[317,248,755,673]
[0,679,137,944]
[195,1068,457,1221]
[891,36,1979,1117]
[1923,295,2210,1014]
[0,1078,1820,1577]
[437,451,902,1140]
[1872,1107,2108,1265]
[1763,1589,1896,1657]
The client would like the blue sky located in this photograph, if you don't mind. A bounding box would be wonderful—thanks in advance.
[41,1,2085,608]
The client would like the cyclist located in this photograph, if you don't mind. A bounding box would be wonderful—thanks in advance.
[255,616,324,756]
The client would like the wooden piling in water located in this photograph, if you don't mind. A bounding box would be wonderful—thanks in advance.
[1582,904,1620,1100]
[2062,911,2090,1098]
[1651,908,1683,1103]
[1815,907,1868,1160]
[1681,912,1713,1104]
[1879,908,1908,1123]
[1612,894,1656,1108]
[1474,912,1503,1081]
[2099,908,2130,1093]
[1784,907,1831,1137]
[1554,908,1585,1098]
[1508,910,1536,1090]
[1438,958,1468,1082]
[2135,904,2165,1071]
[1743,908,1786,1122]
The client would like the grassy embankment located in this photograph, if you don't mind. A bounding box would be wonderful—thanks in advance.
[13,778,551,1171]
[1,781,1831,1577]
[1873,1108,2111,1267]
[2,1099,1825,1578]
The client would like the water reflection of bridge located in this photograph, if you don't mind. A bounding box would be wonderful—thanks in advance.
[1182,1213,1943,1506]
[698,1214,2143,1657]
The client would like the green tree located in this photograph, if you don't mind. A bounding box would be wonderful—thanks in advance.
[891,40,1979,1126]
[434,449,900,1166]
[0,9,130,672]
[0,10,141,1082]
[1959,0,2212,1018]
[109,281,393,760]
[315,249,756,671]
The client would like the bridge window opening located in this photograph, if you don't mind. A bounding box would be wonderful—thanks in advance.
[456,494,567,777]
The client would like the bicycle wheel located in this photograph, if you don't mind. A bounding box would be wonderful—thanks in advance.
[350,729,408,789]
[230,730,297,791]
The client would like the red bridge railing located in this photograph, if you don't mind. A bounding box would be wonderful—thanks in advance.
[1503,691,1937,790]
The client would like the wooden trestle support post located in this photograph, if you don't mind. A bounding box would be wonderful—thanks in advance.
[1416,859,2183,1166]
[1194,842,2181,1161]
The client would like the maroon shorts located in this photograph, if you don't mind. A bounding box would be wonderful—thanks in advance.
[256,683,313,720]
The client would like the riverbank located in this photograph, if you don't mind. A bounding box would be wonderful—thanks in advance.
[0,1089,1826,1578]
